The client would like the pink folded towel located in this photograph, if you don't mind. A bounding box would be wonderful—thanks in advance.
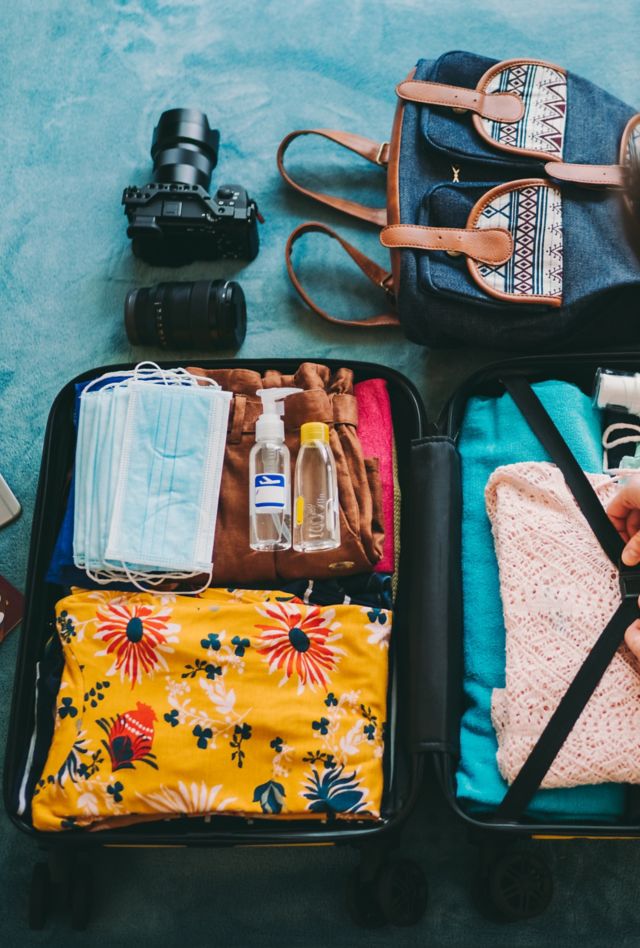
[487,461,640,789]
[354,379,395,574]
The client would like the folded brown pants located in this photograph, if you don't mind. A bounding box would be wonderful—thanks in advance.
[188,362,385,584]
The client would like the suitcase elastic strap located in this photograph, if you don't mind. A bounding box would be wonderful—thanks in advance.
[495,376,640,821]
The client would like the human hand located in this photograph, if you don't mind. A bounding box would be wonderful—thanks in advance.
[607,475,640,659]
[607,475,640,566]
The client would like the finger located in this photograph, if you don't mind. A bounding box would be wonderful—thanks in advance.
[627,508,640,539]
[609,514,630,543]
[608,476,640,520]
[622,532,640,566]
[625,620,640,659]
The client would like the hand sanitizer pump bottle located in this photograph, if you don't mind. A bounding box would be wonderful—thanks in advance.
[249,388,302,552]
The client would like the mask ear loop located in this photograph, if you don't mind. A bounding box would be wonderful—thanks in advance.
[602,422,640,472]
[119,561,214,595]
[81,368,137,396]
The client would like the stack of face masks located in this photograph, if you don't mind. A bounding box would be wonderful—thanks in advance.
[73,363,232,590]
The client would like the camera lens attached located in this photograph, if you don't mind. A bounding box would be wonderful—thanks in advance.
[150,108,220,190]
[122,109,260,266]
[124,280,246,351]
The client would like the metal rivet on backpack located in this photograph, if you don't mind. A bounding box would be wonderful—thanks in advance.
[446,250,462,257]
[452,107,468,114]
[329,561,355,570]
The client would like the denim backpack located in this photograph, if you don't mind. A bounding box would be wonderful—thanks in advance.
[279,51,640,350]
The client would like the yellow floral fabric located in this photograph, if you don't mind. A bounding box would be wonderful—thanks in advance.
[32,587,390,831]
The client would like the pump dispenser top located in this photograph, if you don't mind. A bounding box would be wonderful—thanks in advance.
[255,388,303,441]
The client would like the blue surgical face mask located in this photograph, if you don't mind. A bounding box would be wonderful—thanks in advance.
[73,365,231,589]
[105,376,231,578]
[79,384,130,573]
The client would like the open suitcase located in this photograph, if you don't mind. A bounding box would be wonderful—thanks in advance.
[3,357,429,932]
[6,350,640,930]
[415,349,640,923]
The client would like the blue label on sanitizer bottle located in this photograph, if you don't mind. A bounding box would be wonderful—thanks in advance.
[254,473,286,511]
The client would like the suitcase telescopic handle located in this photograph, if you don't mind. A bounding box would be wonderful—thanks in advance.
[407,437,463,756]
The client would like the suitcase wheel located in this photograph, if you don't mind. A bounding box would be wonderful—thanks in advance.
[28,862,51,930]
[70,860,93,931]
[346,858,428,928]
[376,858,429,926]
[481,850,553,922]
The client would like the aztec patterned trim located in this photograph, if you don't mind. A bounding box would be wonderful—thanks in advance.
[481,62,567,158]
[474,184,563,301]
[626,117,640,165]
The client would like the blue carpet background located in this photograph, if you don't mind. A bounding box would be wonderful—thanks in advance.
[1,0,639,944]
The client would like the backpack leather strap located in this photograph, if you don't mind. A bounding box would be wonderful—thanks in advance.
[277,129,389,226]
[545,161,625,188]
[396,80,524,123]
[285,221,401,328]
[380,224,513,266]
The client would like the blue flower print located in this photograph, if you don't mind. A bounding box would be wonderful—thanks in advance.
[164,710,179,727]
[363,723,375,741]
[312,717,330,736]
[324,692,338,707]
[56,610,76,644]
[58,697,78,720]
[230,723,252,768]
[367,608,387,625]
[253,779,286,814]
[200,633,221,651]
[270,736,284,753]
[193,724,213,750]
[231,635,250,657]
[302,765,368,815]
[205,663,223,680]
[107,781,124,804]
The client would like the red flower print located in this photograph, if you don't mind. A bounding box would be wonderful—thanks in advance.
[97,701,158,772]
[94,599,179,688]
[255,601,343,693]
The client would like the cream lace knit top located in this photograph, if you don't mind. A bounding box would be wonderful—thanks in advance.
[487,462,640,789]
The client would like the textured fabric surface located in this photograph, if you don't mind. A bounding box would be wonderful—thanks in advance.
[487,462,640,789]
[400,51,640,348]
[2,0,640,944]
[481,61,568,157]
[31,587,388,830]
[353,378,395,573]
[457,380,625,819]
[474,183,563,301]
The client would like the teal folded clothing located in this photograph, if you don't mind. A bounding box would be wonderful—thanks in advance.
[457,380,626,821]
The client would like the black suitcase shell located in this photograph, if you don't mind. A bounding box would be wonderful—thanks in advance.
[415,351,640,833]
[3,358,428,929]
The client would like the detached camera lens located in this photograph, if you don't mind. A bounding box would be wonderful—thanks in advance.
[124,280,246,351]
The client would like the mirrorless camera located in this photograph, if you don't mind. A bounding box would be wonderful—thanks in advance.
[122,109,261,266]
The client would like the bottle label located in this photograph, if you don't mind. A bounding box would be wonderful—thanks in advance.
[254,473,286,512]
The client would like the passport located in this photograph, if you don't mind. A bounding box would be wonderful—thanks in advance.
[0,573,24,643]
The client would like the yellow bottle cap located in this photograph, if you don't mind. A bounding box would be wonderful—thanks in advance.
[300,421,330,444]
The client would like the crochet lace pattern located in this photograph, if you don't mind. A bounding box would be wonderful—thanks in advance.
[487,461,640,789]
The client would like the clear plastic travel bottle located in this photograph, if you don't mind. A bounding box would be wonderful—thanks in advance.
[249,388,302,552]
[293,422,340,553]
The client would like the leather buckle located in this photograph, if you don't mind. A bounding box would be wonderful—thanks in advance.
[375,141,389,166]
[378,273,395,297]
[619,564,640,601]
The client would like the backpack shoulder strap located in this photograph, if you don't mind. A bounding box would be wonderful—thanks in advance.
[285,222,400,329]
[277,129,388,226]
